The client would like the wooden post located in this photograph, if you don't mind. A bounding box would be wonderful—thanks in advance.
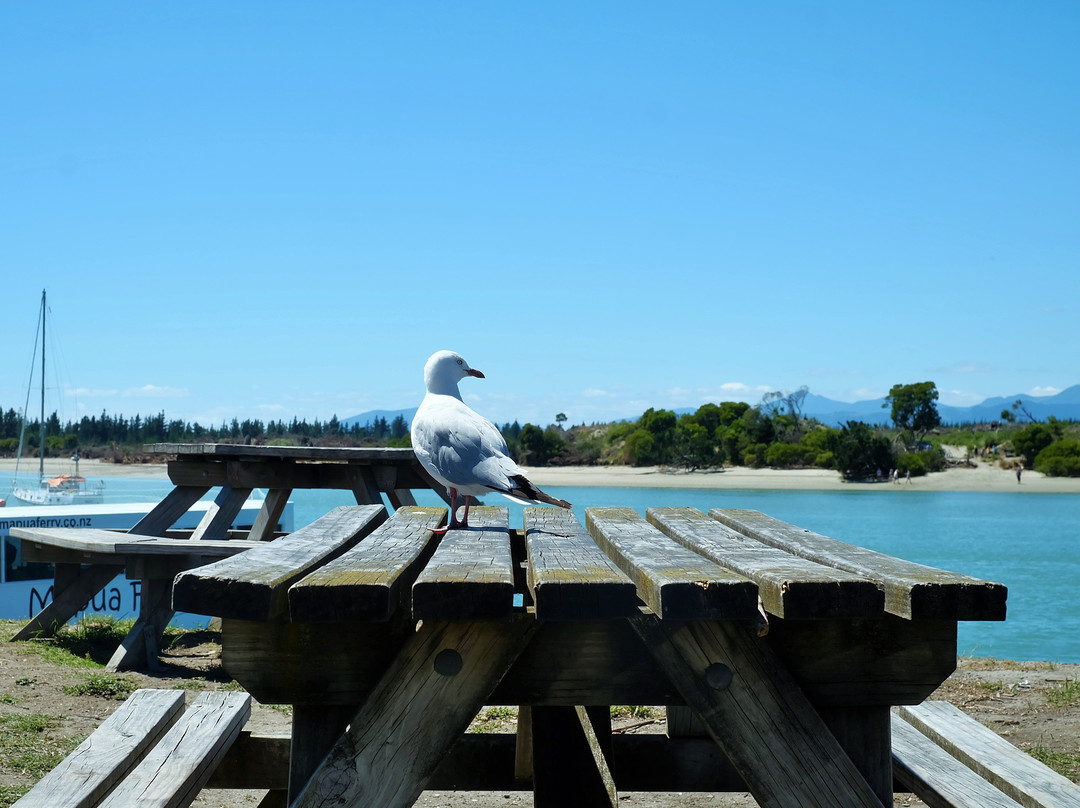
[288,705,356,804]
[531,706,618,808]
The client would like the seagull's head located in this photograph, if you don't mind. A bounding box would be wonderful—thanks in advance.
[424,350,485,395]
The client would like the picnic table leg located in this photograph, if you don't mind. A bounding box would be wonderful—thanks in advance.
[630,615,883,808]
[129,485,210,536]
[191,485,254,541]
[291,616,537,808]
[288,705,356,804]
[107,576,174,672]
[821,706,893,806]
[531,705,617,807]
[11,563,124,641]
[248,488,293,541]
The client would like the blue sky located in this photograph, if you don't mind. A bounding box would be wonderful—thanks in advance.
[2,3,1077,429]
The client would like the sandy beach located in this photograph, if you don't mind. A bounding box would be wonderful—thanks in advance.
[1,456,1077,493]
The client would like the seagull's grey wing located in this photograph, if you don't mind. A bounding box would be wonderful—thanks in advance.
[414,397,518,493]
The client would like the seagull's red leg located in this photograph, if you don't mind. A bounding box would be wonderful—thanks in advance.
[459,495,472,528]
[433,487,459,535]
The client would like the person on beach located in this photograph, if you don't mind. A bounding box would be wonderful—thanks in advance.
[1017,464,1023,484]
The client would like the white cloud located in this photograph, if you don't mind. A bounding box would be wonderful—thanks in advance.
[1030,385,1062,398]
[583,388,617,398]
[122,384,189,398]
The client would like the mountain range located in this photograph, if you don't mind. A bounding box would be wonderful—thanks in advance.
[343,385,1080,431]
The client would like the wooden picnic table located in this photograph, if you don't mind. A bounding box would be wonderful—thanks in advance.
[10,443,447,671]
[169,494,1007,808]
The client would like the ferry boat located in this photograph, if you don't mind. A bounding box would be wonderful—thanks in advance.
[0,497,293,624]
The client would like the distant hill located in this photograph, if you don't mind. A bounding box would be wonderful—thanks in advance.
[801,385,1080,427]
[343,386,1080,431]
[342,407,418,429]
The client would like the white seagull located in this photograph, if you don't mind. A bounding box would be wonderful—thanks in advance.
[411,350,572,531]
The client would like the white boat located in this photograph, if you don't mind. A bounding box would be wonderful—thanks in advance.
[10,290,107,506]
[0,497,294,623]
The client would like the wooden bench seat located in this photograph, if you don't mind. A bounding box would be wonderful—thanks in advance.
[15,688,251,808]
[893,700,1080,808]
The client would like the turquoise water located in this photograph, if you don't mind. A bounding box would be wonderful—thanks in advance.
[7,475,1077,663]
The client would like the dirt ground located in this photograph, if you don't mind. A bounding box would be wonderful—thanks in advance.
[1,623,1078,808]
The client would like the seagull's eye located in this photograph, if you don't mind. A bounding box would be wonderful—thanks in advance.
[456,359,463,365]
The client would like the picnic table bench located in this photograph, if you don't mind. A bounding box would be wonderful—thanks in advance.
[14,688,251,808]
[165,500,1007,808]
[8,443,448,671]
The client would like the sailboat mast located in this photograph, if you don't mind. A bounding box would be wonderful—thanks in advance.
[38,289,46,482]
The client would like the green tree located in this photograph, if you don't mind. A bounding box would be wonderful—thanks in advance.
[827,421,894,480]
[1013,420,1063,464]
[884,381,941,446]
[674,417,722,470]
[638,408,678,465]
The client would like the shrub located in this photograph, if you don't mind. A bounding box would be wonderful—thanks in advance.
[764,442,809,468]
[895,448,947,477]
[1034,440,1080,477]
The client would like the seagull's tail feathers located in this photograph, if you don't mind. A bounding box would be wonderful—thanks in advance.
[506,475,572,510]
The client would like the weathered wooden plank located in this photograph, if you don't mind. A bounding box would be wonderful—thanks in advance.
[629,615,883,808]
[766,615,958,706]
[586,508,759,620]
[891,714,1025,808]
[13,689,185,808]
[898,701,1080,808]
[291,617,538,808]
[172,505,386,620]
[647,507,884,620]
[164,456,436,493]
[13,527,263,558]
[98,691,251,808]
[709,508,1008,620]
[412,507,515,620]
[288,506,447,622]
[523,507,640,620]
[151,442,422,463]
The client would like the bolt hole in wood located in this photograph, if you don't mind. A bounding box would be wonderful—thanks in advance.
[434,648,463,676]
[706,662,733,690]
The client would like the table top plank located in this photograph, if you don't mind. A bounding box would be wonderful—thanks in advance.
[709,508,1007,620]
[172,505,386,620]
[585,508,759,620]
[647,507,884,620]
[11,527,264,558]
[288,506,447,622]
[412,507,515,620]
[523,507,640,620]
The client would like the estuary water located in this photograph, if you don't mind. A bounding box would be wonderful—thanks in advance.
[8,475,1077,664]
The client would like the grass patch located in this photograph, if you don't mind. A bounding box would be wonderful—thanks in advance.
[1027,745,1080,779]
[1047,679,1080,709]
[610,705,658,719]
[0,712,81,784]
[62,672,137,700]
[468,706,517,733]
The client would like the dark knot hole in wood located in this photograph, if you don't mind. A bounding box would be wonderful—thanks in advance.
[705,662,733,691]
[434,648,464,676]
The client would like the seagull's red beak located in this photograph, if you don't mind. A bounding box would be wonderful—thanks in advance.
[468,368,485,379]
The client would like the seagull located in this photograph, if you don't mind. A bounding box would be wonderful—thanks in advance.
[411,350,572,531]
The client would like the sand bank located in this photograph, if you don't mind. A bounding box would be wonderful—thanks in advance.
[1,457,1077,493]
[525,462,1080,493]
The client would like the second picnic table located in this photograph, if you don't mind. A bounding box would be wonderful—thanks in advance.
[169,488,1006,807]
